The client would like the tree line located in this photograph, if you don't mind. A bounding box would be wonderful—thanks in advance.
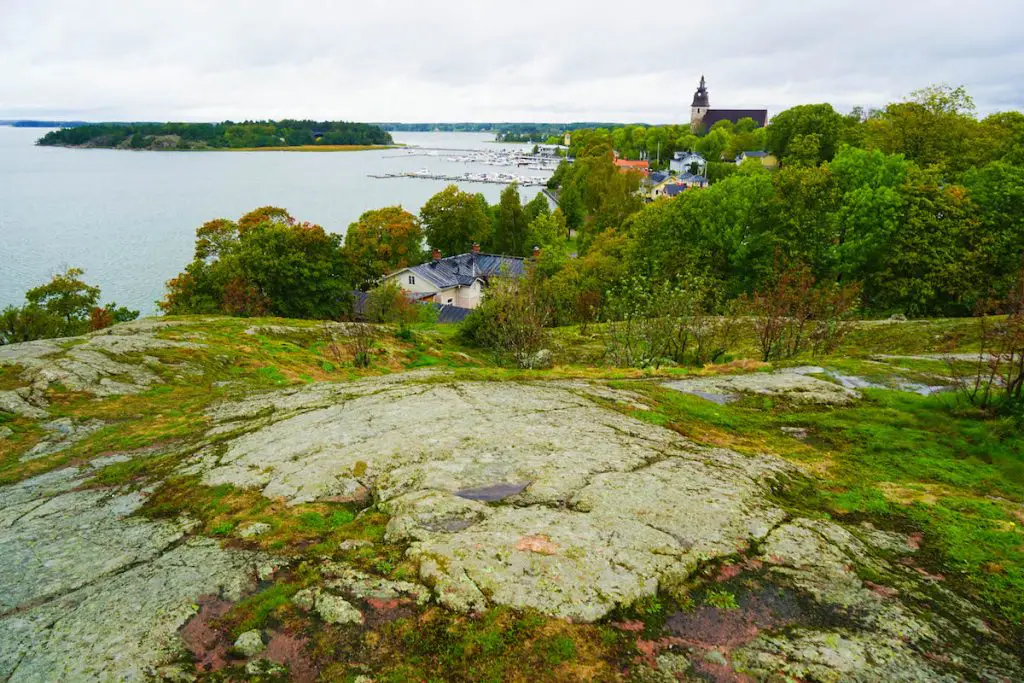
[37,120,394,150]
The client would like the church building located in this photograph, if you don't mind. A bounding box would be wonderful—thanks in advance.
[690,76,768,133]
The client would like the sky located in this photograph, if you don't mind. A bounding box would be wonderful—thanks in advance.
[1,0,1022,123]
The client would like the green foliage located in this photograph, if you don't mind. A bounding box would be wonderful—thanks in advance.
[458,268,551,367]
[604,275,734,368]
[344,206,424,288]
[493,183,528,256]
[419,185,492,255]
[297,509,356,533]
[161,206,352,320]
[0,268,137,345]
[24,267,99,326]
[765,103,847,165]
[703,589,739,610]
[38,120,393,149]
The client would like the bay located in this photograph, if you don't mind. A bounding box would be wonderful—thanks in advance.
[0,128,547,314]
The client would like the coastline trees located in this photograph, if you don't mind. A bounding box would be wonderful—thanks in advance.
[1,268,138,344]
[161,207,351,319]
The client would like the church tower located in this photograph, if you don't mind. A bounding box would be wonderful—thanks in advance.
[690,75,709,132]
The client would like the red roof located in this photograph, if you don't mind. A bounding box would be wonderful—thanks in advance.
[613,158,650,175]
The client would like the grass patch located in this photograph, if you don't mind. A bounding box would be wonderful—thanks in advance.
[622,379,1024,627]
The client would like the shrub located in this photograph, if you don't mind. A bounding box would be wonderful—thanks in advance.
[603,275,735,368]
[739,263,860,362]
[951,267,1024,413]
[458,268,551,368]
[1,269,138,345]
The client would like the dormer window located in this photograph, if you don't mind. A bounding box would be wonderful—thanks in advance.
[408,275,416,285]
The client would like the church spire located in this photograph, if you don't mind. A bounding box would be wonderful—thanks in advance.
[691,75,709,108]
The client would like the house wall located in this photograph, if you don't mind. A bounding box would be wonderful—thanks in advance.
[386,269,439,297]
[455,280,483,308]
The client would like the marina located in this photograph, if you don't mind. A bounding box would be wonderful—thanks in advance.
[369,168,550,186]
[372,144,560,186]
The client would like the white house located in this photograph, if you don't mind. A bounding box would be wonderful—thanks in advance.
[384,245,529,309]
[669,151,706,175]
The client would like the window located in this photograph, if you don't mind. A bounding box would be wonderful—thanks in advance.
[408,275,415,285]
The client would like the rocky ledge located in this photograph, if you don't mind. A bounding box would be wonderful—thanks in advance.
[0,322,1020,680]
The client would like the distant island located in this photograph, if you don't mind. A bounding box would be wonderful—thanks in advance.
[36,120,394,151]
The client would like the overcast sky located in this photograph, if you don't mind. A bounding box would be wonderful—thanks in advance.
[1,0,1021,123]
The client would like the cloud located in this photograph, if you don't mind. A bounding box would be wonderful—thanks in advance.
[0,0,1021,122]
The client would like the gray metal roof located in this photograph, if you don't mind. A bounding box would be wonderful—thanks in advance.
[402,252,527,289]
[740,150,769,158]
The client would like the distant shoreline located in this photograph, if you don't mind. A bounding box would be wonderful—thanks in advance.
[220,144,402,152]
[39,143,402,152]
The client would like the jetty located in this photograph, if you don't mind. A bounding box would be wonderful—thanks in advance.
[368,169,549,187]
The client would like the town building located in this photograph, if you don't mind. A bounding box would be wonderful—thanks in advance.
[690,76,768,133]
[384,244,529,309]
[669,151,706,175]
[735,150,778,168]
[613,158,650,176]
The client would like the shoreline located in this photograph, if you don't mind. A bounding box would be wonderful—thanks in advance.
[37,143,402,152]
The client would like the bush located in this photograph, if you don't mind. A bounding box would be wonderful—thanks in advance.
[603,276,735,368]
[0,268,138,345]
[951,268,1024,413]
[458,268,551,368]
[739,263,860,362]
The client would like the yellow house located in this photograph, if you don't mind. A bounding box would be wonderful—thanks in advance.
[735,151,778,169]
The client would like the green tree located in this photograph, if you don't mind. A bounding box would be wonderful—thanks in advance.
[557,181,584,238]
[344,206,424,288]
[766,103,846,165]
[523,192,551,225]
[2,268,137,344]
[494,183,528,255]
[863,84,979,170]
[419,185,492,256]
[162,207,351,319]
[24,267,100,328]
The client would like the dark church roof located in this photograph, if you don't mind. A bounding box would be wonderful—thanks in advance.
[700,109,768,130]
[690,76,768,130]
[691,75,709,108]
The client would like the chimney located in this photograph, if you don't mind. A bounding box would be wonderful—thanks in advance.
[532,245,541,259]
[471,242,481,255]
[432,248,441,262]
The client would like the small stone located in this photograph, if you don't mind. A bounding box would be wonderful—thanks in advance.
[353,676,374,683]
[239,522,271,538]
[780,426,809,439]
[520,348,553,369]
[0,426,13,439]
[315,592,364,625]
[256,562,277,581]
[889,313,908,322]
[292,587,319,611]
[703,650,728,667]
[339,539,373,551]
[233,629,265,657]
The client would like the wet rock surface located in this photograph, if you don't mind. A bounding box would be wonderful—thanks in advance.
[664,369,860,405]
